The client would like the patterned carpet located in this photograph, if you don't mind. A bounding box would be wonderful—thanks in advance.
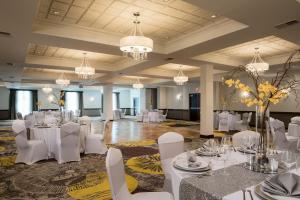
[0,127,205,200]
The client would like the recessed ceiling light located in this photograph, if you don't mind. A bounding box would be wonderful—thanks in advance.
[211,15,217,18]
[52,10,60,15]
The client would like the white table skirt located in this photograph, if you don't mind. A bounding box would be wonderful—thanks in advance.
[148,112,161,122]
[171,151,247,200]
[31,127,60,157]
[32,125,88,157]
[288,123,300,137]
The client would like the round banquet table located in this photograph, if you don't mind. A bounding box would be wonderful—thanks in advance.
[31,125,88,157]
[31,127,60,157]
[170,150,300,200]
[148,111,161,122]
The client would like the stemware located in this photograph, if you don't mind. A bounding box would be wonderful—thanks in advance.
[281,150,296,172]
[296,138,300,172]
[220,135,232,175]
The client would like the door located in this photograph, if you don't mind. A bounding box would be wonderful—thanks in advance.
[189,93,200,121]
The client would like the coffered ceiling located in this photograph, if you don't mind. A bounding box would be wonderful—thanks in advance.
[0,0,299,88]
[27,43,125,63]
[37,0,222,42]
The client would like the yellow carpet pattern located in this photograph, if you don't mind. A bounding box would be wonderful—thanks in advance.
[126,153,163,175]
[67,172,138,200]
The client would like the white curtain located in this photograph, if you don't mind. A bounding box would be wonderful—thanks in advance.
[16,90,33,116]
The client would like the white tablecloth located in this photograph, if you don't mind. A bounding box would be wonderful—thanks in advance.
[148,111,161,122]
[32,125,88,157]
[31,127,60,157]
[288,123,300,137]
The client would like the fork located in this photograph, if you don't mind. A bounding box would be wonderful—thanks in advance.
[242,188,246,200]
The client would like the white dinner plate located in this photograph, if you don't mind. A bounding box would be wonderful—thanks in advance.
[173,154,209,172]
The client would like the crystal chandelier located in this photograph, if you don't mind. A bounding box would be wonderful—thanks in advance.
[75,53,95,79]
[120,12,153,61]
[42,86,53,93]
[132,78,144,89]
[174,67,188,85]
[56,73,70,86]
[246,48,269,72]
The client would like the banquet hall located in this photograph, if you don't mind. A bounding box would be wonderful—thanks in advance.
[0,0,300,200]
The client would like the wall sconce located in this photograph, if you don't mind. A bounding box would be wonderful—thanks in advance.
[176,93,182,100]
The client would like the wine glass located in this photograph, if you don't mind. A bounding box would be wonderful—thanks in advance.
[281,150,296,172]
[220,135,232,175]
[296,138,300,172]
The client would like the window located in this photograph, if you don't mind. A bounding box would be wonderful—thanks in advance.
[16,90,32,116]
[65,92,80,112]
[113,93,117,110]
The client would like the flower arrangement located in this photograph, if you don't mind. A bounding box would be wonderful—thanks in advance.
[49,91,65,107]
[223,50,300,169]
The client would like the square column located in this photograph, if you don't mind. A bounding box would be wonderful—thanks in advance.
[103,85,113,120]
[200,65,214,137]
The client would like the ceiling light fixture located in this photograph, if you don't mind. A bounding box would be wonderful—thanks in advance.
[56,73,70,87]
[174,66,188,85]
[132,78,144,89]
[42,86,53,94]
[211,14,217,18]
[120,12,153,61]
[245,47,269,73]
[75,53,95,79]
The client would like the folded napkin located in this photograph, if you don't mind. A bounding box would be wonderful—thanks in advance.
[262,173,300,197]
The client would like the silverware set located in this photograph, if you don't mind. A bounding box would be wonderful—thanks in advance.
[242,189,254,200]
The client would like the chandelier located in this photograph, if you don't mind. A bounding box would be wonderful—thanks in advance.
[75,53,95,79]
[42,86,53,93]
[132,78,144,89]
[120,12,153,61]
[56,73,70,86]
[174,67,188,85]
[246,48,269,72]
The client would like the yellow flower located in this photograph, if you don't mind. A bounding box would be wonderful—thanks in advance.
[225,79,235,87]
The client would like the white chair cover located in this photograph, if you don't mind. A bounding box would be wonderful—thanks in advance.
[218,112,229,132]
[12,120,48,165]
[106,148,173,200]
[288,123,300,137]
[235,112,251,131]
[25,114,36,127]
[232,130,260,147]
[136,113,143,122]
[34,112,45,125]
[55,122,81,164]
[79,116,91,134]
[158,132,184,194]
[291,116,300,125]
[270,119,297,151]
[142,111,149,123]
[85,120,108,154]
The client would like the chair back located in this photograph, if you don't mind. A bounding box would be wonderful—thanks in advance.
[12,120,29,149]
[16,112,23,120]
[248,112,253,123]
[270,119,288,150]
[232,130,260,147]
[106,148,131,200]
[34,112,45,125]
[79,116,91,133]
[158,132,184,173]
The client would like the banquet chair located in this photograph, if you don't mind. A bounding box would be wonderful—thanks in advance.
[34,111,45,125]
[12,120,48,165]
[136,112,143,122]
[160,110,168,122]
[235,112,252,131]
[55,122,81,164]
[85,120,108,154]
[232,130,260,147]
[142,111,149,123]
[158,132,184,194]
[218,112,230,132]
[16,112,23,120]
[106,148,174,200]
[79,116,92,134]
[269,118,297,151]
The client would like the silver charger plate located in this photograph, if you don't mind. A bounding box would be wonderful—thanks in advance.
[237,147,256,154]
[173,163,211,172]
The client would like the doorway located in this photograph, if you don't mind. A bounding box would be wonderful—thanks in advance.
[189,93,200,121]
